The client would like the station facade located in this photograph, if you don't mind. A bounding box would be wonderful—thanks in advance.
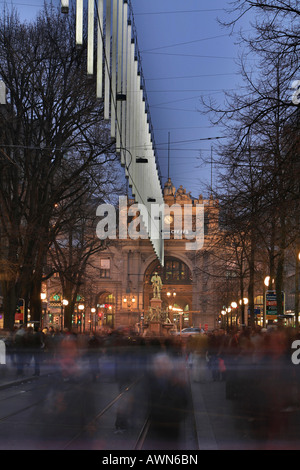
[66,178,223,333]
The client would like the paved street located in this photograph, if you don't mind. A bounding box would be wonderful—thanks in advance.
[1,353,300,451]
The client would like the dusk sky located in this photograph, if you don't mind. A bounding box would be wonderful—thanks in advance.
[5,0,257,198]
[130,0,255,197]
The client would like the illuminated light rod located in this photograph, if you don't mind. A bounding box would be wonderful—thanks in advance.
[60,0,164,265]
[61,0,69,13]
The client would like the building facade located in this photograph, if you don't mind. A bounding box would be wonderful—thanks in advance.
[70,179,223,332]
[33,178,300,332]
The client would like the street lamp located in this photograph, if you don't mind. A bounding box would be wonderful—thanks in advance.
[40,293,47,328]
[170,306,183,334]
[221,309,227,329]
[239,298,248,326]
[167,290,176,323]
[167,290,176,299]
[123,295,136,309]
[231,302,238,326]
[123,294,136,328]
[60,299,68,331]
[78,304,84,331]
[90,307,96,330]
[226,307,232,329]
[262,276,271,328]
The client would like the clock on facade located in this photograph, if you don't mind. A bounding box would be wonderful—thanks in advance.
[164,215,173,224]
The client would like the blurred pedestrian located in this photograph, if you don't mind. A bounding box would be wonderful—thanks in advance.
[57,330,79,381]
[14,325,26,376]
[147,353,188,449]
[23,326,44,376]
[88,333,101,383]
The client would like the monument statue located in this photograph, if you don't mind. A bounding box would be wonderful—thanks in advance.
[151,271,162,299]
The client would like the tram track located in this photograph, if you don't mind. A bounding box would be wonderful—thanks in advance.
[132,375,200,451]
[133,415,151,450]
[63,376,143,449]
[0,374,57,421]
[0,356,200,450]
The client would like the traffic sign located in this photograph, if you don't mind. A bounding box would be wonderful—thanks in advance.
[266,291,285,315]
[248,308,261,316]
[15,298,24,322]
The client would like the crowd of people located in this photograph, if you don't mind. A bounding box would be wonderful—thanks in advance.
[0,325,190,446]
[185,325,300,442]
[0,323,299,382]
[1,323,300,443]
[0,324,185,380]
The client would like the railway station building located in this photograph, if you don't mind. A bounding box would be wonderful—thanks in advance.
[45,178,225,333]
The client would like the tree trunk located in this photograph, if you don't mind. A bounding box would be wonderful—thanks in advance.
[2,281,18,330]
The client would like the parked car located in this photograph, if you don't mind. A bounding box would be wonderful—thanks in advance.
[171,327,202,336]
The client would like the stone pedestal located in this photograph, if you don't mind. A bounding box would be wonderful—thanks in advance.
[149,321,163,335]
[150,297,162,311]
[145,298,174,336]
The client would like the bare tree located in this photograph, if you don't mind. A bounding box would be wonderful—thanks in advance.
[47,159,124,330]
[0,6,118,329]
[201,2,299,322]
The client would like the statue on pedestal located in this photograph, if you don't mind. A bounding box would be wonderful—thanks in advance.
[151,272,162,299]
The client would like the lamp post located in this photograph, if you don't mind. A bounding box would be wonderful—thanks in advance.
[226,307,232,329]
[91,307,96,331]
[169,306,183,334]
[167,290,176,324]
[40,293,47,328]
[78,304,84,332]
[263,276,270,328]
[61,299,68,331]
[231,302,238,326]
[123,295,136,309]
[221,310,226,329]
[123,294,136,327]
[239,298,248,327]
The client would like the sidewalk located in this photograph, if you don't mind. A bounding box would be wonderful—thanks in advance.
[0,362,42,390]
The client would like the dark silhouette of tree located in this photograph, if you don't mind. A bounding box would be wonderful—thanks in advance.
[0,6,118,329]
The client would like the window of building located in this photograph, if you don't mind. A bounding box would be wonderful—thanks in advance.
[100,258,111,278]
[152,258,192,284]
